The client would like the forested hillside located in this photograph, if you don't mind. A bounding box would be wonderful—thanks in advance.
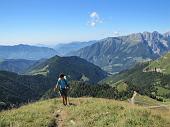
[0,71,55,110]
[25,55,108,83]
[101,60,170,99]
[0,59,36,74]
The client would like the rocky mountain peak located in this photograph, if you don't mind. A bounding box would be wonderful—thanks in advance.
[142,31,162,41]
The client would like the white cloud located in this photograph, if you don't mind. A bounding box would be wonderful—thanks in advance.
[88,11,103,27]
[113,31,120,36]
[90,12,98,18]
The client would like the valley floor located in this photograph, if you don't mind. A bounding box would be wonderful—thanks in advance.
[0,98,170,127]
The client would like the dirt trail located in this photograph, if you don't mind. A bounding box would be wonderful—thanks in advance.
[129,91,137,104]
[57,109,68,127]
[53,101,79,127]
[53,107,67,127]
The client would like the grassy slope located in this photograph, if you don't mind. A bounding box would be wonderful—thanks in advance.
[148,52,170,74]
[156,86,170,96]
[133,94,165,106]
[145,52,170,95]
[101,62,170,98]
[1,98,170,127]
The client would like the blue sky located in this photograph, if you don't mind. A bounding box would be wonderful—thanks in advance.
[0,0,170,45]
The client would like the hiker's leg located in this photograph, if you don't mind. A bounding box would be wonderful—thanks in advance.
[65,96,67,105]
[65,90,68,105]
[62,96,65,105]
[63,96,67,105]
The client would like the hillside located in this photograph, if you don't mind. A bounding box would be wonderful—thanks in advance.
[0,71,54,109]
[0,55,108,110]
[70,31,170,73]
[0,59,36,74]
[0,44,58,60]
[146,52,170,74]
[0,98,170,127]
[101,61,170,99]
[25,55,108,83]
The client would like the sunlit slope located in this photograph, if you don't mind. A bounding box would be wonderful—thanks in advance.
[147,52,170,74]
[1,98,170,127]
[101,62,170,98]
[25,55,107,83]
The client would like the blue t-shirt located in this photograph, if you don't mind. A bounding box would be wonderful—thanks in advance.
[57,79,68,89]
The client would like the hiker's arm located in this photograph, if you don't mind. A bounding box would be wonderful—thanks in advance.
[56,81,59,89]
[54,81,59,91]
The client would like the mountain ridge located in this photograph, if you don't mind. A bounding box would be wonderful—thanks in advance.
[54,41,96,55]
[0,44,58,60]
[0,59,37,74]
[70,31,170,73]
[25,55,108,83]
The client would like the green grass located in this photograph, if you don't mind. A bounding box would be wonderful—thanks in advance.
[164,99,170,105]
[148,52,170,74]
[114,81,128,92]
[0,98,170,127]
[0,99,61,127]
[66,98,170,127]
[134,94,164,106]
[29,65,49,76]
[156,86,170,96]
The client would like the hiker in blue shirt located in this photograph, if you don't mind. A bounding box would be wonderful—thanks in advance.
[55,73,69,106]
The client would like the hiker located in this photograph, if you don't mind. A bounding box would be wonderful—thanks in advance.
[55,73,69,106]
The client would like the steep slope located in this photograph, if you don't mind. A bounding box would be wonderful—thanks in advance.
[25,55,108,83]
[0,98,170,127]
[146,52,170,74]
[71,31,170,73]
[0,59,36,74]
[0,71,53,108]
[0,44,58,60]
[101,58,170,98]
[54,41,96,55]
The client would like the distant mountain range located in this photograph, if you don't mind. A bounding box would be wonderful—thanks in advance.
[70,31,170,73]
[0,59,37,74]
[1,31,170,74]
[54,41,96,55]
[0,44,58,60]
[25,55,108,83]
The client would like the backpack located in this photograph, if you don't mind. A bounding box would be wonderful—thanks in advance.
[58,78,69,89]
[63,79,69,89]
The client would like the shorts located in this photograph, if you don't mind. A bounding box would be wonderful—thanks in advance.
[59,88,68,97]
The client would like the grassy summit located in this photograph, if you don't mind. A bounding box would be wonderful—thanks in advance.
[147,52,170,74]
[0,98,170,127]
